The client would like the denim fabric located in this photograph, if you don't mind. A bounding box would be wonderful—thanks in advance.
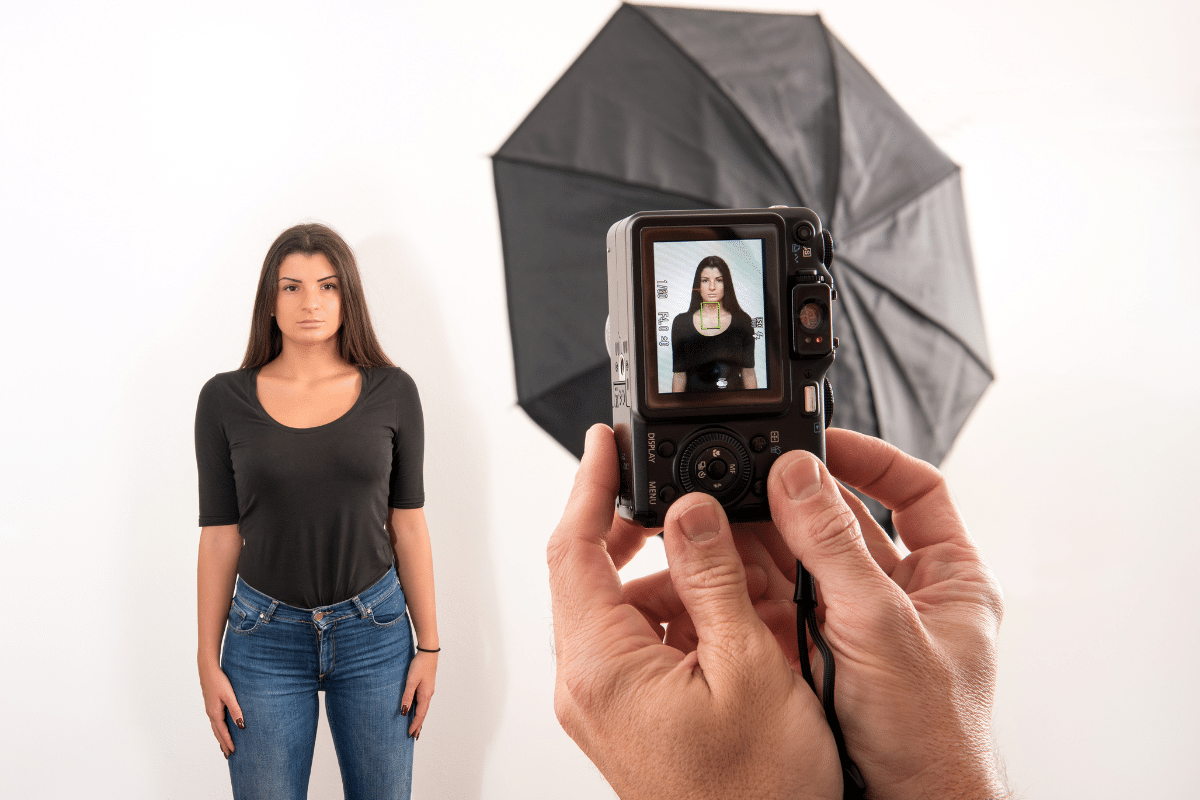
[222,568,415,800]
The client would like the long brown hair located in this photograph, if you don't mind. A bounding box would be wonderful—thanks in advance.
[685,255,750,322]
[240,223,394,369]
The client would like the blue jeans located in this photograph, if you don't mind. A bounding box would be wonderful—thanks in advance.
[222,568,415,800]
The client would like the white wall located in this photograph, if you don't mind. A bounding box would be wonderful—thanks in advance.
[1,1,1196,798]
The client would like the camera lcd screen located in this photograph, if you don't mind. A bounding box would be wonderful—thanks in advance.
[639,223,783,412]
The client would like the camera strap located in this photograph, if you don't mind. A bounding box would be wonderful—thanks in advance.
[796,561,868,800]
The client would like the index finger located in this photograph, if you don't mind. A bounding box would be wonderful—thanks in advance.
[825,428,973,552]
[546,425,629,642]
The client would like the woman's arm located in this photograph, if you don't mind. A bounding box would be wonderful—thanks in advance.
[389,507,438,738]
[197,524,243,757]
[741,367,757,390]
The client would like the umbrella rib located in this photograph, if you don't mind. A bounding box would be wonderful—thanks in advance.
[837,282,938,445]
[817,15,844,232]
[493,4,631,156]
[839,163,964,241]
[835,254,995,380]
[491,153,722,209]
[629,3,807,208]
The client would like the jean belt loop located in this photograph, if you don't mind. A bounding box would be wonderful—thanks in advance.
[262,599,279,622]
[352,595,370,619]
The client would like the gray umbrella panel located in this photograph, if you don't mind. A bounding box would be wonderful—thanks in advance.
[494,2,992,471]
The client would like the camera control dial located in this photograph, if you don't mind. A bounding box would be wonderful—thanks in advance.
[678,431,752,502]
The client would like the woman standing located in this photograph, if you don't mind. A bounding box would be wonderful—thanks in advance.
[195,223,438,799]
[671,255,757,392]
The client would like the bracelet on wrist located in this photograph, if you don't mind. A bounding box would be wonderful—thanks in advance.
[416,646,441,653]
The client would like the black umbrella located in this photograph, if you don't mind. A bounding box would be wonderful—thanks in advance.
[494,4,992,517]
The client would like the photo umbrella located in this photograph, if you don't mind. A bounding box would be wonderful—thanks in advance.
[494,3,992,527]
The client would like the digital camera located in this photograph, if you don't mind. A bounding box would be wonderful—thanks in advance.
[605,207,836,527]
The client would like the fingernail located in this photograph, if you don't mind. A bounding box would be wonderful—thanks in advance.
[782,455,822,501]
[678,501,720,542]
[235,718,244,729]
[400,705,409,716]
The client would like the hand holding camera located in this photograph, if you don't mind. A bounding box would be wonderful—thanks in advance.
[547,425,1008,800]
[548,206,1007,799]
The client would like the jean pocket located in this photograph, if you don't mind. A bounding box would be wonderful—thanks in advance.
[227,596,265,635]
[366,584,407,629]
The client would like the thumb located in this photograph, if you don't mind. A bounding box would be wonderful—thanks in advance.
[662,494,775,682]
[768,451,894,613]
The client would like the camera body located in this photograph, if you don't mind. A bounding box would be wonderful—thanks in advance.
[606,207,836,527]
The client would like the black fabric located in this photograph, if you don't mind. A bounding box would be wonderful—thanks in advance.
[639,5,840,223]
[494,2,993,482]
[671,311,755,391]
[518,363,613,461]
[493,153,712,404]
[195,367,424,608]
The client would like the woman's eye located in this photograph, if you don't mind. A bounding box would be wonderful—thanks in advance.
[323,283,338,290]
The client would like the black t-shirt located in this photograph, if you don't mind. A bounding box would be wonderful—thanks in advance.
[671,311,755,390]
[195,366,424,608]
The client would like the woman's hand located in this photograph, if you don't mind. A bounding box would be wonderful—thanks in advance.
[199,661,243,758]
[401,650,437,739]
[197,525,243,759]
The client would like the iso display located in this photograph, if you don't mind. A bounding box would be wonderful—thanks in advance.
[605,206,837,527]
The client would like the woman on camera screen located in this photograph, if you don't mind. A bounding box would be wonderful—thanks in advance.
[194,223,438,799]
[671,255,757,392]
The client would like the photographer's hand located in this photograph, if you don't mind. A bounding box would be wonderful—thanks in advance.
[548,425,841,800]
[759,428,1008,800]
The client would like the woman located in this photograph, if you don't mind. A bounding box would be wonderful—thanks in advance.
[195,223,438,800]
[671,255,757,392]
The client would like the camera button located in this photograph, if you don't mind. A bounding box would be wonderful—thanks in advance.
[658,440,676,458]
[751,435,767,453]
[752,480,767,497]
[659,486,677,505]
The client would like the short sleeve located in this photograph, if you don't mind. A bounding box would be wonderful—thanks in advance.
[671,314,688,372]
[195,376,241,527]
[388,371,426,509]
[737,316,755,368]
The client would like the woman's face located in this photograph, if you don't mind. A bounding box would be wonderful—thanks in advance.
[274,252,342,348]
[699,267,725,303]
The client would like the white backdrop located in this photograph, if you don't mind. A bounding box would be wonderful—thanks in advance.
[1,1,1197,798]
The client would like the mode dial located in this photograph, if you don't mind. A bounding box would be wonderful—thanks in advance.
[678,431,752,503]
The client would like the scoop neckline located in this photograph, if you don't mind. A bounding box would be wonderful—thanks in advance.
[250,365,367,432]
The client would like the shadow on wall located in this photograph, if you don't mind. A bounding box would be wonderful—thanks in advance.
[355,234,505,798]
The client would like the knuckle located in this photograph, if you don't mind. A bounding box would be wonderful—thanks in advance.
[546,531,572,572]
[681,555,744,594]
[806,500,861,554]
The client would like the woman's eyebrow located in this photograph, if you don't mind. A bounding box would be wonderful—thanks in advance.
[278,275,338,283]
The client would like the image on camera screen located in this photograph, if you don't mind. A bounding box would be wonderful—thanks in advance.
[651,239,768,395]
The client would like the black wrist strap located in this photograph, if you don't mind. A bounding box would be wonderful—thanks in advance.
[416,646,441,653]
[796,561,867,800]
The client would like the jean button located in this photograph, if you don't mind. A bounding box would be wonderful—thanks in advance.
[314,611,325,622]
